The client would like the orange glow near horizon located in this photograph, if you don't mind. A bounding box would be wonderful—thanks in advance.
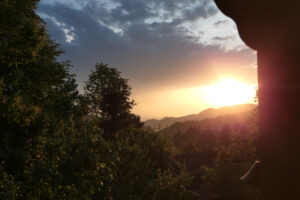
[203,78,256,107]
[133,78,257,120]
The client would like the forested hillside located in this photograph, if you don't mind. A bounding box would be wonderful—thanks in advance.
[145,104,256,130]
[159,110,253,136]
[165,109,260,199]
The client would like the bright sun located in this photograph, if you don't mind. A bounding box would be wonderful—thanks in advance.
[204,78,256,107]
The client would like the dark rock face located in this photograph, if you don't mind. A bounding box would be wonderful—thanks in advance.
[214,1,300,199]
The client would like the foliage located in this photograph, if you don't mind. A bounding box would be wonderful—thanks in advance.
[201,135,259,200]
[173,128,217,154]
[0,169,23,200]
[21,120,117,200]
[169,110,260,199]
[0,0,78,180]
[108,128,197,200]
[84,63,143,136]
[84,63,133,118]
[148,170,199,200]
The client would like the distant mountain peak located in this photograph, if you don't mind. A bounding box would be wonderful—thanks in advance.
[144,104,257,130]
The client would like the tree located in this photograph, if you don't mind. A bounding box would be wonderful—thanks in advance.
[201,129,259,200]
[84,63,142,136]
[0,0,79,179]
[108,128,198,200]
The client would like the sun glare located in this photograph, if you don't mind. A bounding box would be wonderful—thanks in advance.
[133,78,257,120]
[204,78,256,107]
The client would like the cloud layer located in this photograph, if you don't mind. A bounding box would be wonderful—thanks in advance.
[38,0,256,105]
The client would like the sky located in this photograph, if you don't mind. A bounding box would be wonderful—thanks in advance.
[37,0,257,120]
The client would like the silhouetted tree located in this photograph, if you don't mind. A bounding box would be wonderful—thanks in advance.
[84,63,142,136]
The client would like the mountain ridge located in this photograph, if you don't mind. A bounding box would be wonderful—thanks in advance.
[144,104,257,130]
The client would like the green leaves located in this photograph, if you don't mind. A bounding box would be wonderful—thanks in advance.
[148,169,199,200]
[201,131,260,200]
[85,63,133,118]
[0,170,23,200]
[84,63,142,137]
[0,0,79,182]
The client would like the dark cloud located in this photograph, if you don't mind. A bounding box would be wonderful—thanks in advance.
[214,19,229,26]
[213,35,235,41]
[181,1,218,22]
[37,0,255,91]
[110,0,155,23]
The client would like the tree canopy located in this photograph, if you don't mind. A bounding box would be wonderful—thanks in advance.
[84,63,142,137]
